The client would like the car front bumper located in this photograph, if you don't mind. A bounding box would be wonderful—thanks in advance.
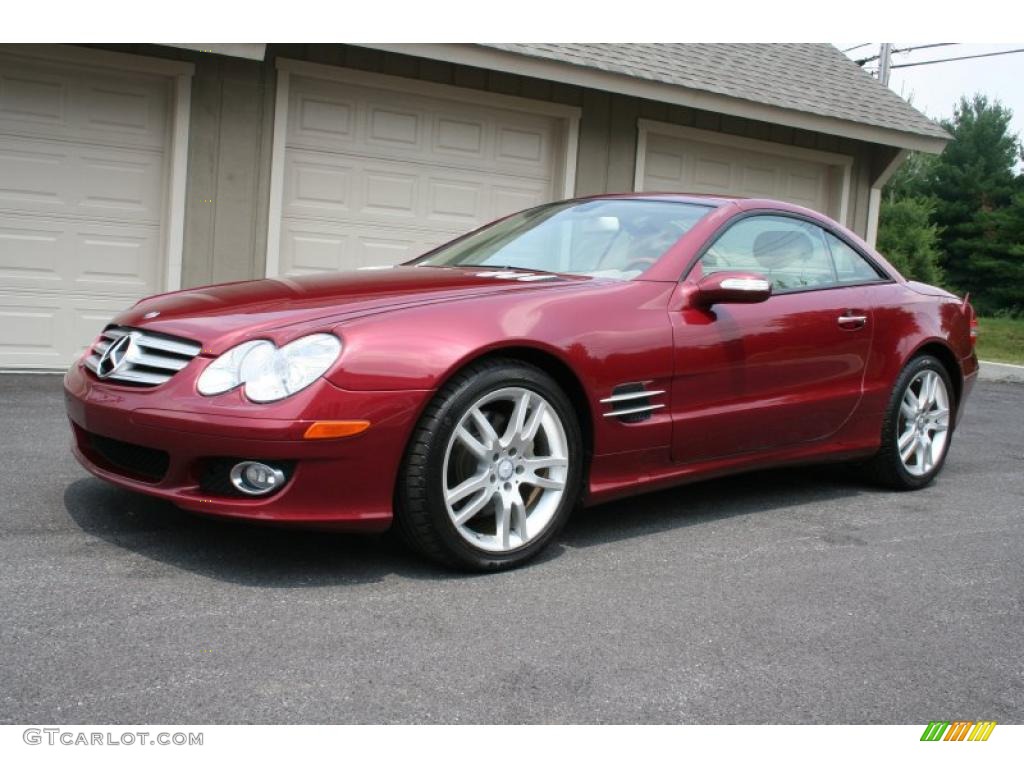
[64,361,431,530]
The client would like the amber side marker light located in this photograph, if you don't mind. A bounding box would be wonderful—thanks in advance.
[303,420,371,440]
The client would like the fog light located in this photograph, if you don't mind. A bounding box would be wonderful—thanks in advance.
[229,461,286,496]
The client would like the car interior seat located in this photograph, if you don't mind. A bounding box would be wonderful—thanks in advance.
[753,229,823,288]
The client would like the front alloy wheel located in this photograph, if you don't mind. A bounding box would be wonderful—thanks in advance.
[397,359,583,571]
[443,387,569,552]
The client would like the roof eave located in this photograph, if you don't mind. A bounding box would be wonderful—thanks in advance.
[164,44,267,61]
[359,43,950,154]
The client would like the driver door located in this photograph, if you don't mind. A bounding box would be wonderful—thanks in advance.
[669,214,874,464]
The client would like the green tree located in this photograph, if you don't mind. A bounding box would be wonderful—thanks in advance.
[979,185,1024,314]
[928,95,1022,312]
[877,195,944,285]
[884,150,936,199]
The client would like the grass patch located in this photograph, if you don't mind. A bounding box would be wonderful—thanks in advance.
[976,316,1024,365]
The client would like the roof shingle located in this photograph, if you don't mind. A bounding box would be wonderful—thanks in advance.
[481,43,949,141]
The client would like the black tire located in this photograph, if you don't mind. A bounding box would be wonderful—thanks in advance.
[862,354,955,490]
[395,358,584,571]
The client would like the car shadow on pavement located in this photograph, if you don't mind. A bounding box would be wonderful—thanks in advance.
[560,463,874,549]
[63,463,874,586]
[62,478,444,587]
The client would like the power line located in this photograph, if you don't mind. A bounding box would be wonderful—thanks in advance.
[897,43,957,54]
[890,47,1024,69]
[855,43,956,65]
[842,43,872,53]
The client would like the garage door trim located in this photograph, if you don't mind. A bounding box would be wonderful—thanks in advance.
[264,58,581,278]
[633,119,853,227]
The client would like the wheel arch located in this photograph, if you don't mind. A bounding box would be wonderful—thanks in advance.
[431,344,595,463]
[906,339,963,414]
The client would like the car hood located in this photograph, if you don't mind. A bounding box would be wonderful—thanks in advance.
[114,266,587,352]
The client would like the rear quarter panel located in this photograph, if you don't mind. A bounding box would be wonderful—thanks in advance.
[856,282,974,434]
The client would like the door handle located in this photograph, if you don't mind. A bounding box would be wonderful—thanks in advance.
[837,312,868,329]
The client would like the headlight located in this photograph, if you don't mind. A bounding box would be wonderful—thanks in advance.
[197,333,342,402]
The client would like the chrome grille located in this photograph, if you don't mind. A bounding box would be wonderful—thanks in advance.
[83,326,202,387]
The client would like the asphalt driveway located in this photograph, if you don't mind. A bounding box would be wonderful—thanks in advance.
[1,374,1021,724]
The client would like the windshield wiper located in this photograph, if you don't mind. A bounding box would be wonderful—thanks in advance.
[458,263,564,275]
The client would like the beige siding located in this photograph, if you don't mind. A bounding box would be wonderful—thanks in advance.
[92,44,893,288]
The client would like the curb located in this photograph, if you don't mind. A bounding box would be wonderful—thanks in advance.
[979,360,1024,383]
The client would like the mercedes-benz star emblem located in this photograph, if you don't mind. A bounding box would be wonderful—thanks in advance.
[97,334,134,379]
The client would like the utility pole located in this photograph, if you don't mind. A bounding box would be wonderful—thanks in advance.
[878,43,894,86]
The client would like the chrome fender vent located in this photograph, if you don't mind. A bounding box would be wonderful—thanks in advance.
[601,382,666,423]
[83,326,201,387]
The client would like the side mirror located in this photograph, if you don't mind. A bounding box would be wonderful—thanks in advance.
[695,271,772,306]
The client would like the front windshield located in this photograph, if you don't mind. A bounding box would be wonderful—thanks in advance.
[410,199,712,280]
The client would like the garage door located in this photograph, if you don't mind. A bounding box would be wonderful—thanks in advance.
[275,70,574,276]
[635,121,850,221]
[0,51,171,369]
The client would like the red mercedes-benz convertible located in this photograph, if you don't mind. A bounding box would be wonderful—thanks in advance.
[65,194,978,570]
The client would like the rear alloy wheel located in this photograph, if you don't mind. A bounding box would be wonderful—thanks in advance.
[896,369,951,477]
[397,359,583,571]
[864,355,955,490]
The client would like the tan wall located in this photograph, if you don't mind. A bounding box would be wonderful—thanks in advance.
[95,44,891,288]
[182,56,275,288]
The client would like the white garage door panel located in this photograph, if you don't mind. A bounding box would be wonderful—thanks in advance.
[0,214,160,294]
[0,57,169,150]
[640,130,840,216]
[286,77,557,178]
[281,220,440,274]
[0,292,134,367]
[0,53,171,369]
[278,73,565,277]
[284,148,551,230]
[0,137,165,221]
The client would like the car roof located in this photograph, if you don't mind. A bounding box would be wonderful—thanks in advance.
[570,191,736,207]
[570,192,833,221]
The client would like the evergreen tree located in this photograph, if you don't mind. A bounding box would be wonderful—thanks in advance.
[885,150,936,199]
[877,195,944,285]
[981,185,1024,314]
[928,95,1022,312]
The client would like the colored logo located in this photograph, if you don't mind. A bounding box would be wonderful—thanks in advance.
[920,721,997,741]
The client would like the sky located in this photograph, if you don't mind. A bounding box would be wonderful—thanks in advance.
[837,43,1024,162]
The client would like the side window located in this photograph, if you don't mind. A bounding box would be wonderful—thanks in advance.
[699,215,837,292]
[825,232,886,284]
